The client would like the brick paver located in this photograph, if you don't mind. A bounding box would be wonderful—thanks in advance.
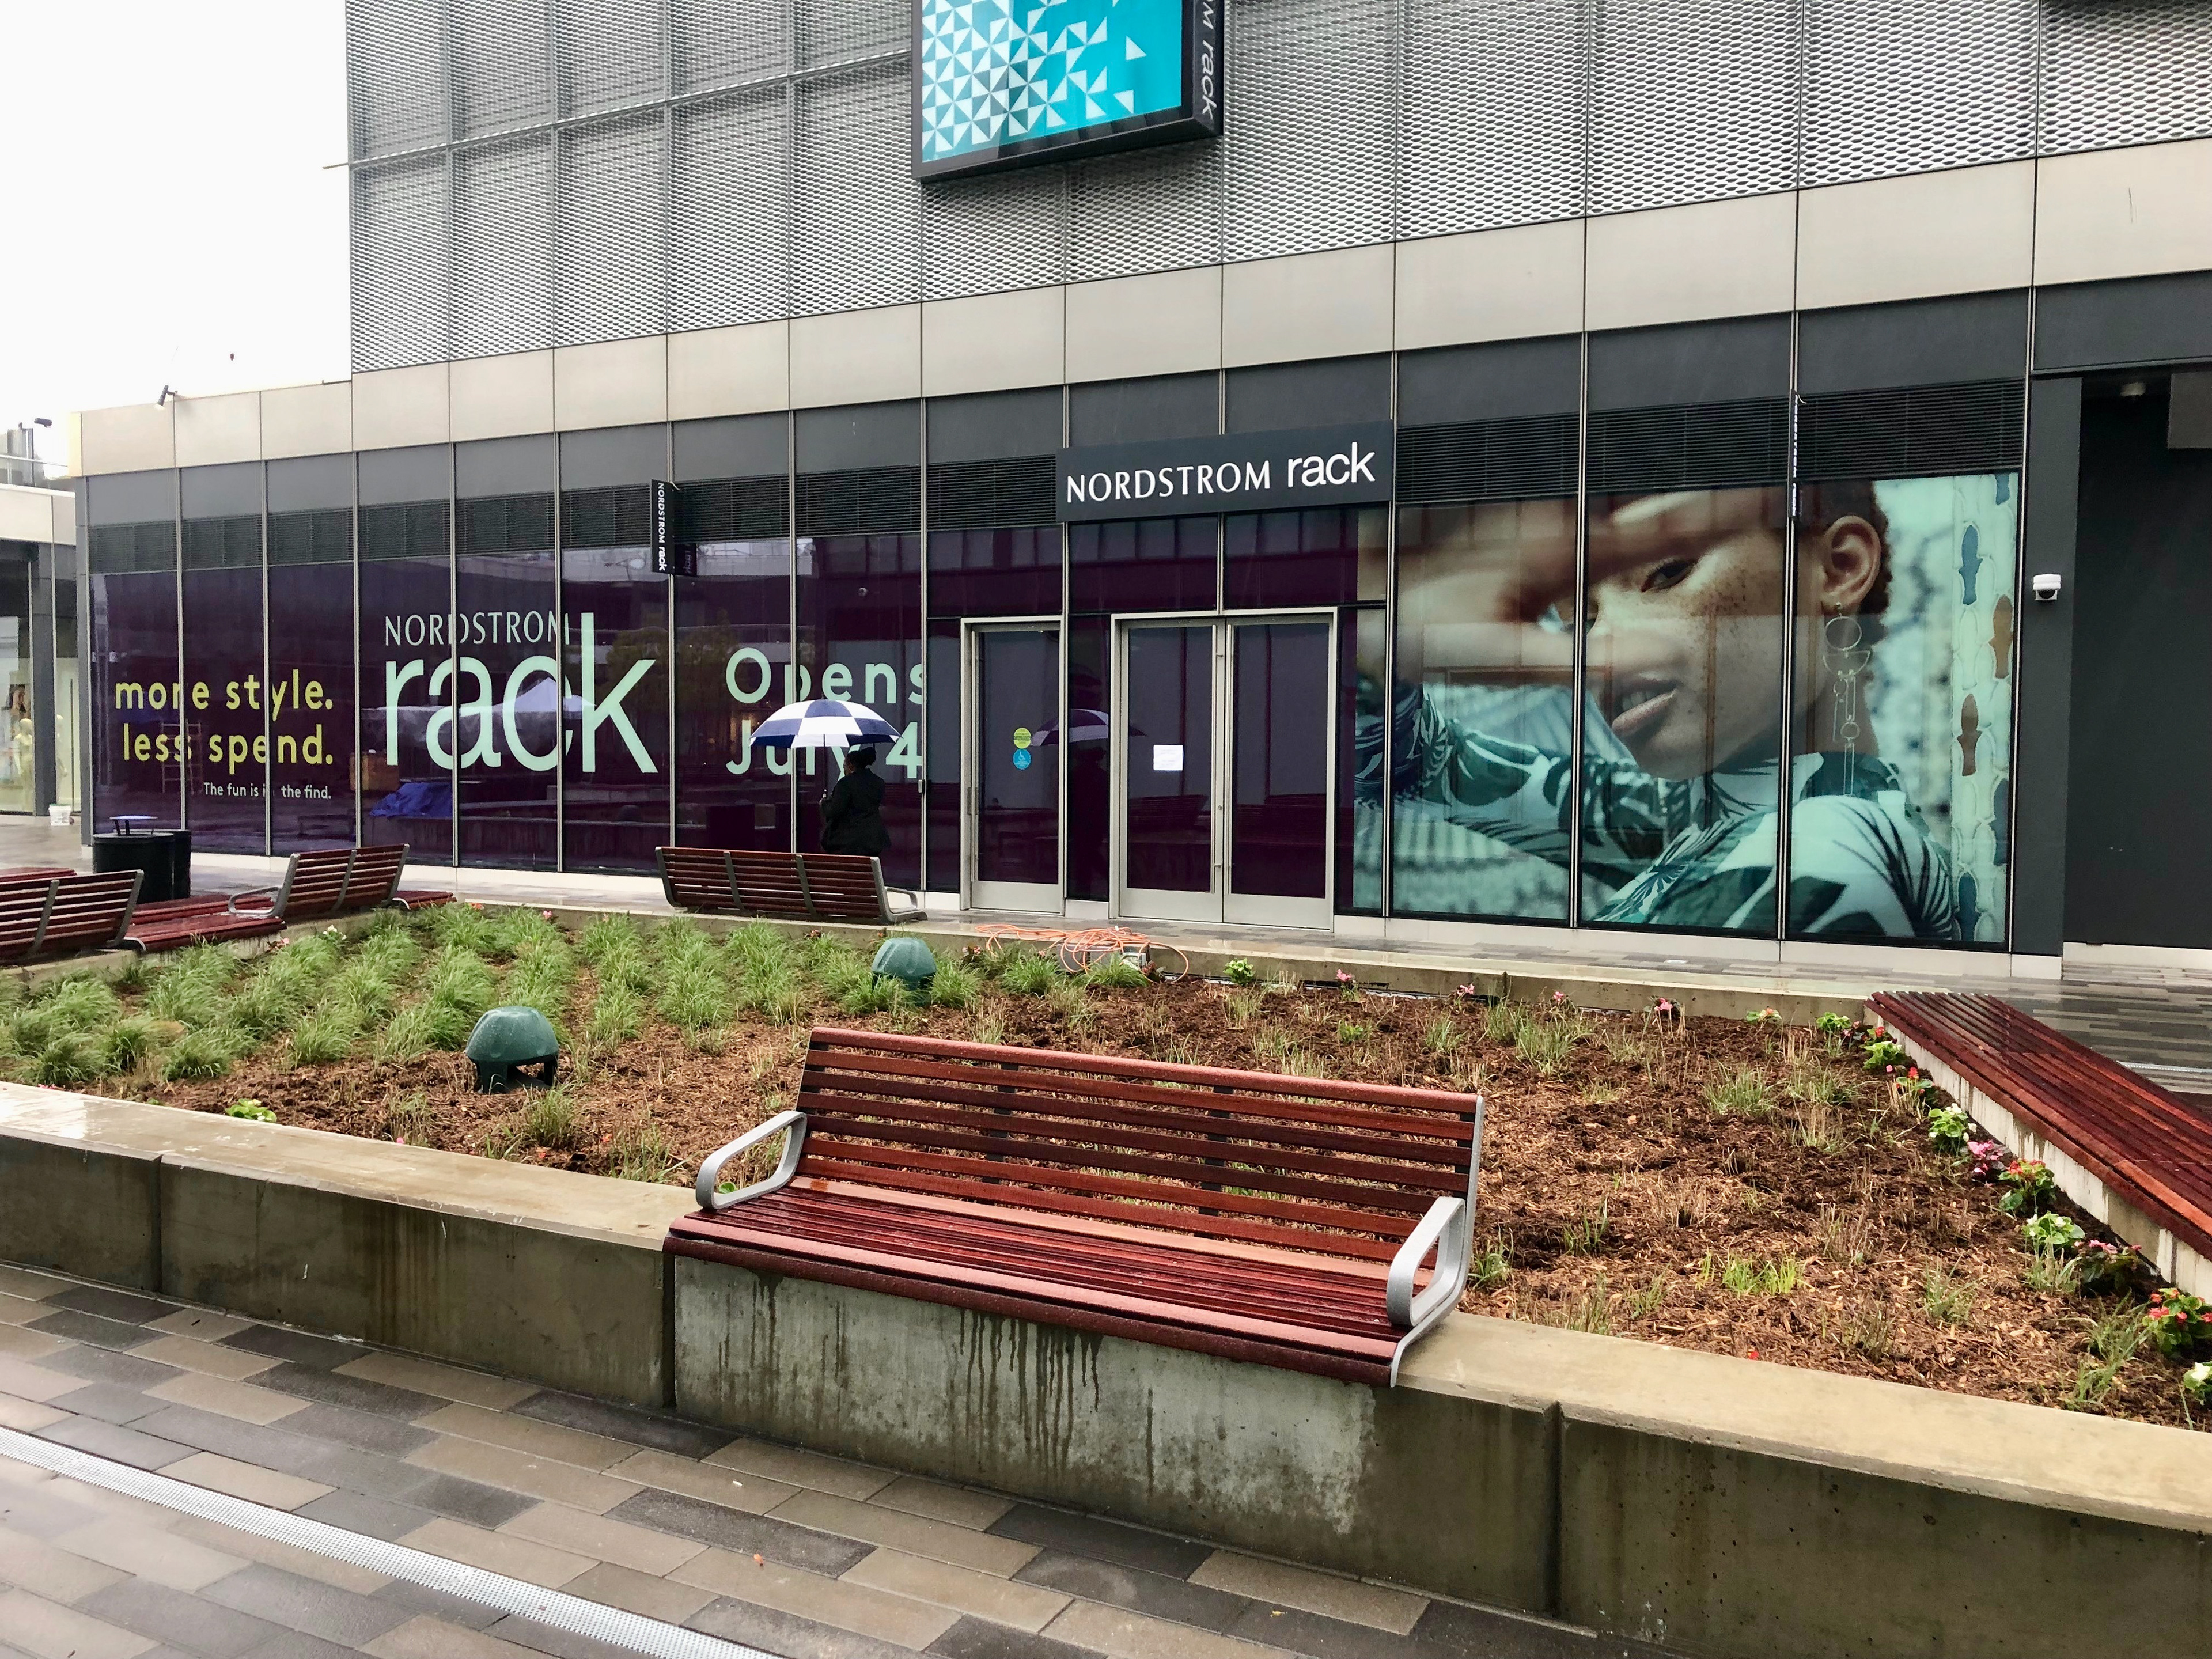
[0,1262,1666,1659]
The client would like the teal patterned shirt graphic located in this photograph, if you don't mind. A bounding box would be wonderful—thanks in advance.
[921,0,1187,162]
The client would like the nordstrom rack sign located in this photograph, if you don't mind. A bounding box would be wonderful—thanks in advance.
[1055,422,1396,522]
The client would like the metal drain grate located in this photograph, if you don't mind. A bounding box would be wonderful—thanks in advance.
[0,1425,781,1659]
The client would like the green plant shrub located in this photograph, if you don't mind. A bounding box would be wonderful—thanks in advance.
[1926,1103,1971,1154]
[2145,1289,2212,1358]
[1222,958,1258,987]
[522,1086,578,1149]
[164,1027,242,1081]
[1706,1067,1775,1117]
[609,1119,677,1183]
[288,1009,357,1066]
[585,981,643,1047]
[998,952,1056,997]
[2021,1211,2084,1249]
[927,960,980,1010]
[96,1016,161,1075]
[1083,956,1146,990]
[28,1033,102,1087]
[225,1100,276,1123]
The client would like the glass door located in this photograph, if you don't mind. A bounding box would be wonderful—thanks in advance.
[1115,614,1334,929]
[967,623,1061,913]
[1117,622,1219,922]
[1226,618,1333,929]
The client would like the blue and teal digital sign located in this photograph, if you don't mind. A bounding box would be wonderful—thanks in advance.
[914,0,1221,178]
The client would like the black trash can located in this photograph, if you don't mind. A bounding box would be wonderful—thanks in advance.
[93,821,192,903]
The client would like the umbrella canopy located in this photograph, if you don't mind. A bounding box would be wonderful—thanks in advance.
[1033,708,1115,747]
[748,698,899,751]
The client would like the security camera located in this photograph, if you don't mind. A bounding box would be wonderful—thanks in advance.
[2032,573,2062,602]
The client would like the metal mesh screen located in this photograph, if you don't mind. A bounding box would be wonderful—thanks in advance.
[1067,141,1222,282]
[1590,0,1798,215]
[558,0,665,115]
[797,0,907,69]
[349,1,2212,375]
[922,170,1067,302]
[349,0,446,158]
[793,60,921,315]
[1225,0,1396,261]
[1802,0,2035,186]
[1399,0,1586,238]
[2041,0,2212,154]
[673,0,790,90]
[454,138,554,357]
[559,115,668,345]
[353,158,452,372]
[451,0,552,135]
[671,88,790,331]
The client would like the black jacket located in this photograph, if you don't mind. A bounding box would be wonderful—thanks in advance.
[819,766,889,855]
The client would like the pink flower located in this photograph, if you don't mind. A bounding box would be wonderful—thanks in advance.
[541,908,555,921]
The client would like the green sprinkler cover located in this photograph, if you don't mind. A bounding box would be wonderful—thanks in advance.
[466,1006,561,1093]
[871,935,938,989]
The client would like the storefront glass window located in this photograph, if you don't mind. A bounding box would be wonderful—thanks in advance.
[1065,614,1111,902]
[0,558,33,814]
[54,551,79,813]
[180,494,267,854]
[1786,474,2018,944]
[1223,507,1384,609]
[795,532,923,888]
[1068,515,1215,613]
[266,508,357,849]
[358,446,454,865]
[562,523,669,873]
[455,494,557,869]
[1384,499,1578,922]
[90,510,180,831]
[927,526,1060,618]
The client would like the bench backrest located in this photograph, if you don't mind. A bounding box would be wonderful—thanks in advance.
[0,871,143,963]
[797,854,892,922]
[656,846,897,922]
[272,847,357,921]
[659,847,740,912]
[793,1026,1479,1263]
[338,843,408,912]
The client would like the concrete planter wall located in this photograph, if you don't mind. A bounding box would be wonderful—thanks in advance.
[3,1082,2207,1657]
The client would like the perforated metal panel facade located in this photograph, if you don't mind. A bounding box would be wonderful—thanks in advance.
[348,0,2212,374]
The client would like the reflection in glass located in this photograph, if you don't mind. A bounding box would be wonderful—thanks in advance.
[927,527,1061,618]
[563,537,670,874]
[1231,620,1328,900]
[1123,624,1211,895]
[456,495,558,870]
[54,563,78,813]
[1069,516,1215,614]
[1224,508,1384,609]
[92,541,182,830]
[1065,615,1110,902]
[1385,501,1577,922]
[796,533,922,889]
[359,512,453,864]
[1785,475,2016,943]
[268,512,357,850]
[0,559,32,815]
[975,628,1059,890]
[677,538,793,853]
[181,523,267,854]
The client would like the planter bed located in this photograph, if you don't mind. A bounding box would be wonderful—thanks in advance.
[5,903,2203,1428]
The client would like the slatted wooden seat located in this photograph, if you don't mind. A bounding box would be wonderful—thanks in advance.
[127,844,453,952]
[666,1027,1486,1385]
[657,846,924,925]
[0,871,143,964]
[1870,991,2212,1296]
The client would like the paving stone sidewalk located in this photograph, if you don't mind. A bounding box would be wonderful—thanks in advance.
[0,1262,1660,1659]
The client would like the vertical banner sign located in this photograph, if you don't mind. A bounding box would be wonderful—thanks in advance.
[651,480,695,577]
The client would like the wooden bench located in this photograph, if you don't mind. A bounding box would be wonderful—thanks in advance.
[666,1027,1486,1385]
[657,846,924,926]
[1870,990,2212,1298]
[0,872,143,964]
[128,844,454,952]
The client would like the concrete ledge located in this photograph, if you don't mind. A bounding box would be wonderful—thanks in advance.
[0,1085,691,1405]
[3,1082,2208,1657]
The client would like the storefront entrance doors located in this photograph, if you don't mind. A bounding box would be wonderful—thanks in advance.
[1115,615,1334,930]
[964,622,1062,913]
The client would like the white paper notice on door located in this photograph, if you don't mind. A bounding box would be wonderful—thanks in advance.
[1152,744,1184,772]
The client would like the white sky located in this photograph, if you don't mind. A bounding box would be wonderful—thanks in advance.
[2,2,350,475]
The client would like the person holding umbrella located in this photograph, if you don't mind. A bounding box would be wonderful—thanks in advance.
[747,696,902,858]
[819,745,889,857]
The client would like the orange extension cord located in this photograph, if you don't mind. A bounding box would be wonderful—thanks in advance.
[972,923,1191,980]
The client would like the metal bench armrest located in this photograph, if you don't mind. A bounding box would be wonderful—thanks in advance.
[695,1111,808,1212]
[226,884,279,913]
[1386,1195,1469,1329]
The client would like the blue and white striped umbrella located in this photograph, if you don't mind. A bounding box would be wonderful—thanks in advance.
[747,699,899,752]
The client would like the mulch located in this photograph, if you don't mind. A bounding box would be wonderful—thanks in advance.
[142,974,2206,1430]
